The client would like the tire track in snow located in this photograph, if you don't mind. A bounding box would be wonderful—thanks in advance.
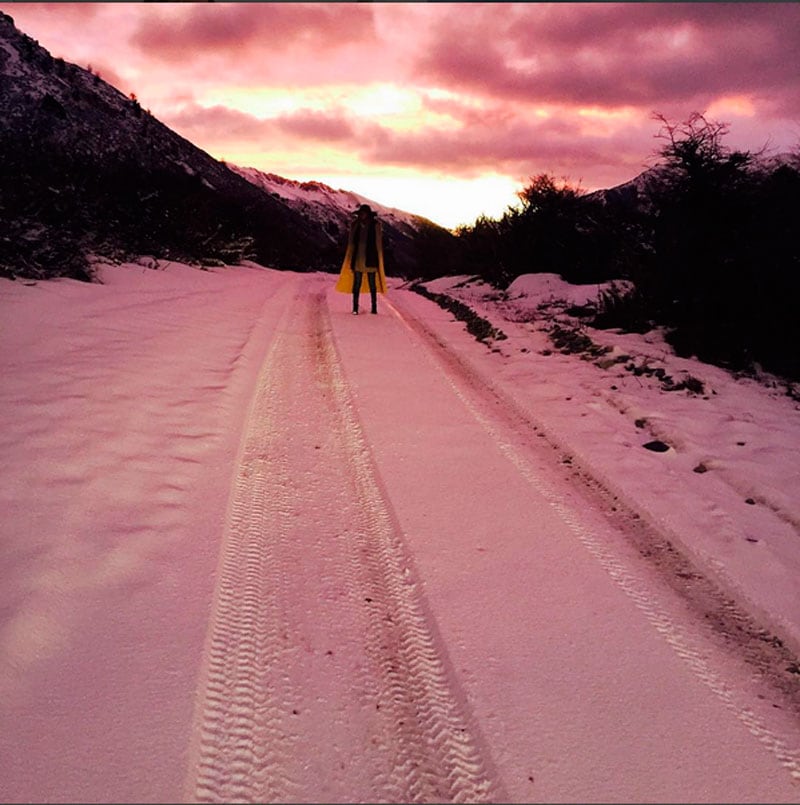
[185,279,502,803]
[313,291,502,804]
[188,288,304,804]
[385,292,800,785]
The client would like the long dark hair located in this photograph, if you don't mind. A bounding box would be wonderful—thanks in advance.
[354,205,379,265]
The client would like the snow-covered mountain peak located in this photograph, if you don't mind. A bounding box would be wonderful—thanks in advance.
[230,164,426,235]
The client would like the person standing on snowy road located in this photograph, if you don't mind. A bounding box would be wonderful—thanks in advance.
[335,203,387,315]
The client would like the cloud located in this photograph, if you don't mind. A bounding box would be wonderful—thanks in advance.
[273,109,357,142]
[359,112,654,186]
[162,104,276,143]
[162,103,367,151]
[5,1,797,211]
[132,3,377,63]
[1,2,98,24]
[414,3,800,111]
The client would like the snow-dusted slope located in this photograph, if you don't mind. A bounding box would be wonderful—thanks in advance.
[231,165,429,240]
[229,165,453,278]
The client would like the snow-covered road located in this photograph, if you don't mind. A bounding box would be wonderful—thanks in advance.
[188,283,499,803]
[1,264,799,803]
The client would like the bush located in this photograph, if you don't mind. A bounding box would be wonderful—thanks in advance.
[455,173,643,289]
[638,113,800,378]
[591,284,654,334]
[409,282,507,344]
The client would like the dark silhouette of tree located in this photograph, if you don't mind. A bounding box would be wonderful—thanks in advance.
[594,112,800,379]
[412,220,463,282]
[454,214,509,286]
[455,173,636,288]
[451,112,799,380]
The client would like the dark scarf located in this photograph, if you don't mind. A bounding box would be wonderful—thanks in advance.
[354,215,379,267]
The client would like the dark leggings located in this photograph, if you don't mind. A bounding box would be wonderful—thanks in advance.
[352,271,377,312]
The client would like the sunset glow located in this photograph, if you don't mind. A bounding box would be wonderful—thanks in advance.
[3,2,798,229]
[706,95,758,120]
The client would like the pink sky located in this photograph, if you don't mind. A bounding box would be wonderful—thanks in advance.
[3,2,800,227]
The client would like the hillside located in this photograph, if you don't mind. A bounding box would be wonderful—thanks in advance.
[586,151,800,213]
[231,165,449,278]
[0,12,447,282]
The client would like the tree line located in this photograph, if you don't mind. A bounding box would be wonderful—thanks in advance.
[439,114,800,381]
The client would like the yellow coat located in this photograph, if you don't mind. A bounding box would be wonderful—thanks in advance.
[335,218,387,294]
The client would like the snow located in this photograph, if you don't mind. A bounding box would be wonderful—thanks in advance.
[423,272,800,652]
[1,260,800,803]
[507,271,634,308]
[232,165,421,231]
[0,261,277,801]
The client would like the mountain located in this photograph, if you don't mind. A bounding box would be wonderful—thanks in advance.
[0,12,448,282]
[231,168,424,235]
[229,166,449,280]
[587,150,800,213]
[584,167,664,212]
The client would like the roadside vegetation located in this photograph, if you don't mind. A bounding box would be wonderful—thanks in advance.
[446,114,800,381]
